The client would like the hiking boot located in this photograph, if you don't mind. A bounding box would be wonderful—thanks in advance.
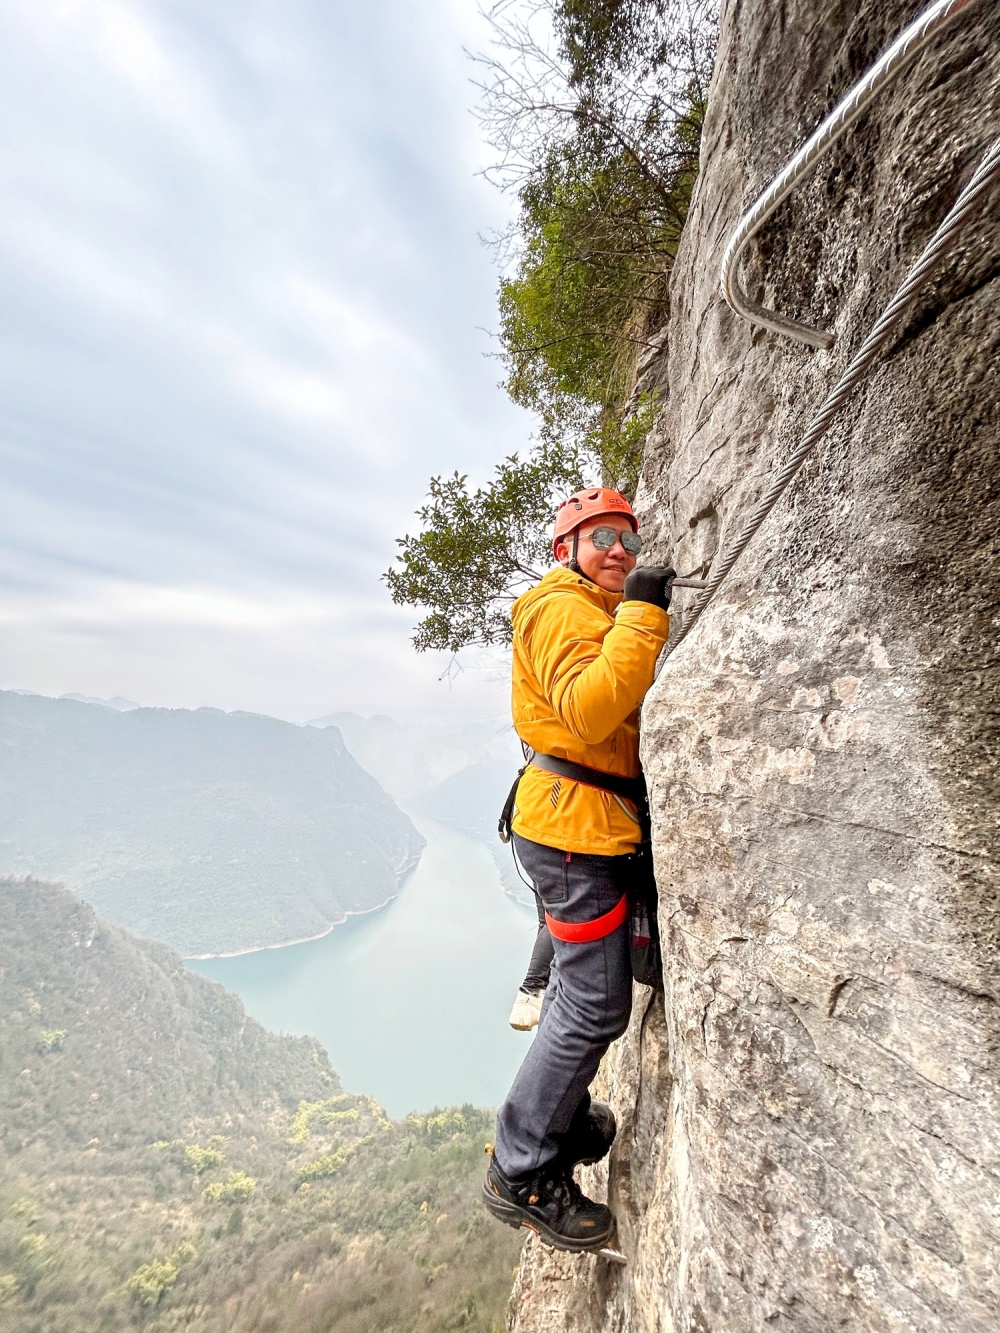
[508,987,545,1031]
[561,1100,616,1168]
[483,1154,614,1252]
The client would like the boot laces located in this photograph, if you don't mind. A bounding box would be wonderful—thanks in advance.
[535,1167,585,1211]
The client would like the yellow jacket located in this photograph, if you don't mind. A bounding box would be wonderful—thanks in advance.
[510,567,670,856]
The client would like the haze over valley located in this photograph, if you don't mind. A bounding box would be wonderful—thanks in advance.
[0,689,533,1327]
[0,690,425,958]
[1,687,534,1114]
[315,710,531,903]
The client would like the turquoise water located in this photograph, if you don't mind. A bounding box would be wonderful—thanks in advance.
[187,817,536,1117]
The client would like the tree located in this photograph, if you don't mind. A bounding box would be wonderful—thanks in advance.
[201,1171,256,1204]
[386,0,718,651]
[384,444,584,653]
[479,0,715,483]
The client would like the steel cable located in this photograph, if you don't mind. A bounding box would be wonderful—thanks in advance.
[662,131,1000,661]
[720,0,987,349]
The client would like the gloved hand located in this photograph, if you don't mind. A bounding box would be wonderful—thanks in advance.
[623,565,676,611]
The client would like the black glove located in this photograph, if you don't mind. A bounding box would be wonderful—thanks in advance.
[623,565,676,612]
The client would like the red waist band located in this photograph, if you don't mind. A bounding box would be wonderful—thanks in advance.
[545,893,628,943]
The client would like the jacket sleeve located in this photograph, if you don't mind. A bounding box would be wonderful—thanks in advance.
[523,591,670,745]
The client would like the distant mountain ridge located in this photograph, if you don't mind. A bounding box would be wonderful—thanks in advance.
[307,710,530,898]
[309,709,519,803]
[5,688,137,710]
[0,691,423,957]
[407,759,533,904]
[60,691,140,711]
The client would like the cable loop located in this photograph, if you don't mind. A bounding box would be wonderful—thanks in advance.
[664,131,1000,662]
[719,0,987,350]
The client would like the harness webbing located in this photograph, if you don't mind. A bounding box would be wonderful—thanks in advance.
[529,752,646,804]
[545,893,628,944]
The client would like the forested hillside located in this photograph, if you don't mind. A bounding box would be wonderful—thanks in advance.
[0,878,521,1332]
[0,691,424,956]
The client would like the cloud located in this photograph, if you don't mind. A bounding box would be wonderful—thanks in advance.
[0,0,530,720]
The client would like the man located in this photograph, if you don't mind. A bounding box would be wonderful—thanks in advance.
[484,486,673,1251]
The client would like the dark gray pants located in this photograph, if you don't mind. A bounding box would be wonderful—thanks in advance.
[521,889,554,992]
[495,833,633,1177]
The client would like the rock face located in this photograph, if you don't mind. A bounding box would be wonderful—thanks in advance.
[509,2,999,1330]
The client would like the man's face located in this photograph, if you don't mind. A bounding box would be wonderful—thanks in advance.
[555,515,638,593]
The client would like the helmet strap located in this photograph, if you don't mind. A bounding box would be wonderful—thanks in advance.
[568,529,592,581]
[568,529,581,573]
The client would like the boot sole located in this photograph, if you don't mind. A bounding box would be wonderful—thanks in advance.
[567,1142,613,1168]
[482,1182,614,1253]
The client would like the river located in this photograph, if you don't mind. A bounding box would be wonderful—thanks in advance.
[187,816,537,1117]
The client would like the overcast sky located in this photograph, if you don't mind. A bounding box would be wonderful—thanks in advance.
[0,0,532,722]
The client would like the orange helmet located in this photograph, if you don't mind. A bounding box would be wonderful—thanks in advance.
[552,488,637,558]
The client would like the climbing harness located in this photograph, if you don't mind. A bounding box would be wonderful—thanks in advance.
[662,0,999,661]
[497,750,663,986]
[544,893,628,944]
[721,0,988,349]
[498,752,647,843]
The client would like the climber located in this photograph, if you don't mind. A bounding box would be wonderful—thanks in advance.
[484,487,674,1251]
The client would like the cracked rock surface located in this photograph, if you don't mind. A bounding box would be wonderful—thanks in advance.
[509,1,999,1329]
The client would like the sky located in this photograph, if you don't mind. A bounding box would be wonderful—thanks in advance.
[0,0,532,722]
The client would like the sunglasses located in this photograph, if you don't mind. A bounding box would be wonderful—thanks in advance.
[582,525,643,556]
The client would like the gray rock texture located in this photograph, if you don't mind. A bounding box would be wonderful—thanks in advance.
[509,1,1000,1329]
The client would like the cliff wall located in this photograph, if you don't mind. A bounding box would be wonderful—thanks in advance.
[510,2,1000,1329]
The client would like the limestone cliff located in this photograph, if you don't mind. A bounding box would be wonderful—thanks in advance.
[510,2,1000,1329]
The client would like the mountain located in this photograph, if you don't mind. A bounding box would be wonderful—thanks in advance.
[59,693,140,711]
[0,878,337,1150]
[309,710,520,803]
[0,877,521,1331]
[307,711,527,899]
[0,691,424,957]
[408,759,532,904]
